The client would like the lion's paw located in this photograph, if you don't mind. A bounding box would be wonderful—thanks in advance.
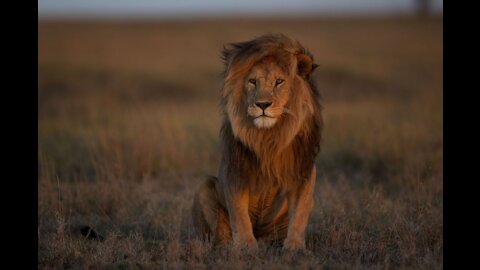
[234,237,259,253]
[282,238,306,251]
[281,241,313,262]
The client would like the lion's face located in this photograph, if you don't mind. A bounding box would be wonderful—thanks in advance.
[244,57,292,129]
[222,34,319,151]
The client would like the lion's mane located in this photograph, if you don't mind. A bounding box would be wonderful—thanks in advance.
[219,34,323,192]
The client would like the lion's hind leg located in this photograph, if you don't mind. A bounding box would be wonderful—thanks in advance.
[192,176,232,245]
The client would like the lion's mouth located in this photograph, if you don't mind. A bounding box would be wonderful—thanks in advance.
[255,110,276,118]
[255,114,274,119]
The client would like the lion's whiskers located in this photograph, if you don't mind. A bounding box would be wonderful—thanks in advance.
[282,108,297,120]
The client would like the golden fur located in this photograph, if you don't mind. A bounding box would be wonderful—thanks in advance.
[192,34,322,251]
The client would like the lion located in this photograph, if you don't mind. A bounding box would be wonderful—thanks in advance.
[192,34,322,251]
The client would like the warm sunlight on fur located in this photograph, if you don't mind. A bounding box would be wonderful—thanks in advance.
[192,34,322,251]
[245,57,291,129]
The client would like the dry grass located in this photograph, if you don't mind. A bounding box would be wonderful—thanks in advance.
[38,16,443,269]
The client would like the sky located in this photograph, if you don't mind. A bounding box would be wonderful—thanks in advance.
[38,0,443,19]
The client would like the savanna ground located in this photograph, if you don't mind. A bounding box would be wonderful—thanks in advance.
[38,16,443,269]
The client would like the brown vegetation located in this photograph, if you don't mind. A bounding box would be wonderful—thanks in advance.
[38,16,443,269]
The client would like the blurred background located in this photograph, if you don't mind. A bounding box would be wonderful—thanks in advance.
[38,1,443,269]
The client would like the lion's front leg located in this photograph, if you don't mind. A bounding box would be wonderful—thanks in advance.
[284,166,316,251]
[223,187,258,250]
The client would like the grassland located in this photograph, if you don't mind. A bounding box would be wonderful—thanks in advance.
[38,16,443,269]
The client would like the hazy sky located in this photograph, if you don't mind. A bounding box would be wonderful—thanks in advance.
[38,0,443,18]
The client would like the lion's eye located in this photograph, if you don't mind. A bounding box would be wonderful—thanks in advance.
[275,79,284,86]
[248,78,256,85]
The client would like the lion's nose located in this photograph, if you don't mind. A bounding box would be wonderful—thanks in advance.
[256,102,272,110]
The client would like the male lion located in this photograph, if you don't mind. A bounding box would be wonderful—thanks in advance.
[192,34,322,251]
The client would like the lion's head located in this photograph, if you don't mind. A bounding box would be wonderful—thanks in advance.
[221,34,320,156]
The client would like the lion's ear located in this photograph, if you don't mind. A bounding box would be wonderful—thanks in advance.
[296,53,316,79]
